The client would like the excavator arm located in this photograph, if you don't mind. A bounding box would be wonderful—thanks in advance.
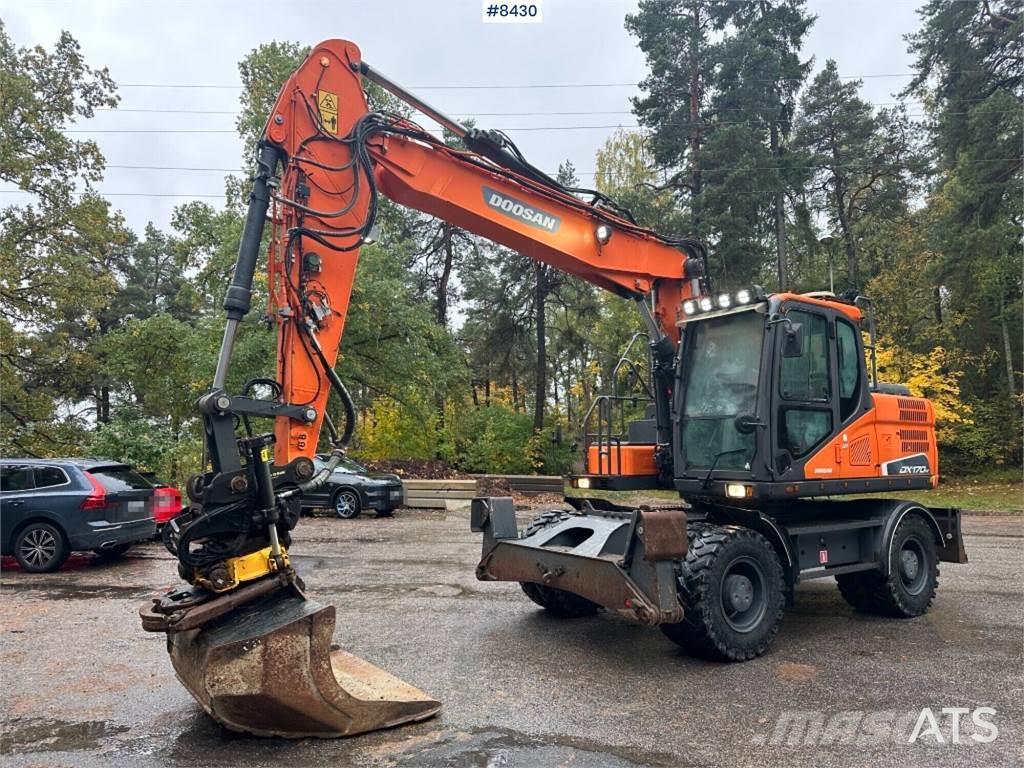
[140,39,707,739]
[261,40,705,470]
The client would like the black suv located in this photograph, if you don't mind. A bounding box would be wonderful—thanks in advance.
[1,459,157,572]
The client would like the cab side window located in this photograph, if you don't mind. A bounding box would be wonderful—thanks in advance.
[778,310,832,459]
[780,311,831,401]
[836,318,861,422]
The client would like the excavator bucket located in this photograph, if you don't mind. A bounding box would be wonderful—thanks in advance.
[154,589,440,738]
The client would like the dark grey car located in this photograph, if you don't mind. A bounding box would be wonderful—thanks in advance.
[301,456,404,519]
[0,459,157,572]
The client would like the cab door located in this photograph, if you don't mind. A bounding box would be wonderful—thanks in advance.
[771,305,839,480]
[834,314,877,478]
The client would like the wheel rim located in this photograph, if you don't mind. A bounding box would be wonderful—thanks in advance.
[335,492,358,518]
[20,529,57,568]
[720,555,768,633]
[899,537,928,595]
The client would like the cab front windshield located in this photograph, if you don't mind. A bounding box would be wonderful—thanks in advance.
[680,310,763,470]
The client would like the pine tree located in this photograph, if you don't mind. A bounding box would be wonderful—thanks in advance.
[793,60,917,290]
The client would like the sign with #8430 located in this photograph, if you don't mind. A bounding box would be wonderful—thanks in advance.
[482,2,542,23]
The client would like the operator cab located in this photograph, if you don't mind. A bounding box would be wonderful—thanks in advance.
[671,288,938,503]
[570,287,939,503]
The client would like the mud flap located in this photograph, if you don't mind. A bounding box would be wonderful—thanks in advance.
[166,590,440,738]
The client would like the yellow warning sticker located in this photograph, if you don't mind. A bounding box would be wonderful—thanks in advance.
[317,90,339,134]
[260,446,270,463]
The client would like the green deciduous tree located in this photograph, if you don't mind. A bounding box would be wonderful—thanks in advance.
[0,23,124,455]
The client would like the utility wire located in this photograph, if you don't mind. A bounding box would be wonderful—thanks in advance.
[111,71,991,90]
[87,109,1021,127]
[3,157,1018,200]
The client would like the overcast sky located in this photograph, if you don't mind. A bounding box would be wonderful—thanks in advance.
[4,0,924,235]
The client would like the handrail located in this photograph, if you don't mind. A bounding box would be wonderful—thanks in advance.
[579,332,657,476]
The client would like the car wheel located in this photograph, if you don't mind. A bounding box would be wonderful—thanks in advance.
[13,522,69,573]
[94,543,132,560]
[333,489,361,519]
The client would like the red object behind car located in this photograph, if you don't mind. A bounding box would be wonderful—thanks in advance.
[152,485,183,526]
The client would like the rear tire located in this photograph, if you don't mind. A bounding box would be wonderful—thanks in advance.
[518,508,599,618]
[333,489,361,519]
[836,514,938,617]
[94,543,131,559]
[661,523,786,661]
[521,582,600,617]
[13,522,69,573]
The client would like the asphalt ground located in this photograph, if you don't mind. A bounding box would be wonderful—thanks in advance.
[1,509,1021,767]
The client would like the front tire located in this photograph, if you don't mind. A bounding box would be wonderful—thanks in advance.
[14,522,69,573]
[836,514,938,617]
[517,509,600,618]
[661,523,786,661]
[333,489,361,519]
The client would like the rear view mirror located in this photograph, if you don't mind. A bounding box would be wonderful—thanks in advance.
[783,322,804,358]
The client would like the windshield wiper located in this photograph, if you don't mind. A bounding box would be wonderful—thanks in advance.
[701,448,748,490]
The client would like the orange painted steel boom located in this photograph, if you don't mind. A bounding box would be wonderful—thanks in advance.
[258,39,705,467]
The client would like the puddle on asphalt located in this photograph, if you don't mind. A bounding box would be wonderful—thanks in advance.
[390,727,687,768]
[0,583,155,600]
[314,581,473,598]
[0,718,129,755]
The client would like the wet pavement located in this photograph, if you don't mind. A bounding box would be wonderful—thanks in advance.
[1,510,1020,767]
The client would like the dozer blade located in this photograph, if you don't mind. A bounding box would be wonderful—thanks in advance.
[165,589,440,738]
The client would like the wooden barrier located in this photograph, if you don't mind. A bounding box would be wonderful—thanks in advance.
[402,475,565,509]
[402,479,479,509]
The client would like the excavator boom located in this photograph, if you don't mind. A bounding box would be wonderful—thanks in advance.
[140,39,705,738]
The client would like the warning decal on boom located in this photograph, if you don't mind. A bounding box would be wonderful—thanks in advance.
[317,90,339,134]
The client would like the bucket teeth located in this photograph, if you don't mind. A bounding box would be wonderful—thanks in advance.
[158,589,440,738]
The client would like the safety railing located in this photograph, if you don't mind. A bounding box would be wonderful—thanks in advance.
[580,333,654,476]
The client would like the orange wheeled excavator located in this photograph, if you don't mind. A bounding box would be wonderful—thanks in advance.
[140,39,966,739]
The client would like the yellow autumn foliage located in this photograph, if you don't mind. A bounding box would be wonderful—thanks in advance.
[874,342,972,429]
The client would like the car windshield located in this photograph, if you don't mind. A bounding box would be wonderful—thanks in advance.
[680,310,763,470]
[315,456,367,474]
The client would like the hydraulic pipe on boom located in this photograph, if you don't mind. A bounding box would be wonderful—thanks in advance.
[140,38,708,739]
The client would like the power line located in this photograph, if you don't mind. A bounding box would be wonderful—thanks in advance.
[0,190,228,198]
[89,107,1021,123]
[106,164,243,172]
[96,107,639,117]
[111,71,987,91]
[67,126,636,134]
[3,157,1017,201]
[61,109,1024,136]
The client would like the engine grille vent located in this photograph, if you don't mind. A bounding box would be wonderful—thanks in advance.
[850,436,872,466]
[898,428,930,454]
[897,397,928,423]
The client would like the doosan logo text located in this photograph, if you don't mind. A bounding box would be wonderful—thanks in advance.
[483,187,561,233]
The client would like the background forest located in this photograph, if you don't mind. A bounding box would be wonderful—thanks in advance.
[1,1,1020,486]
